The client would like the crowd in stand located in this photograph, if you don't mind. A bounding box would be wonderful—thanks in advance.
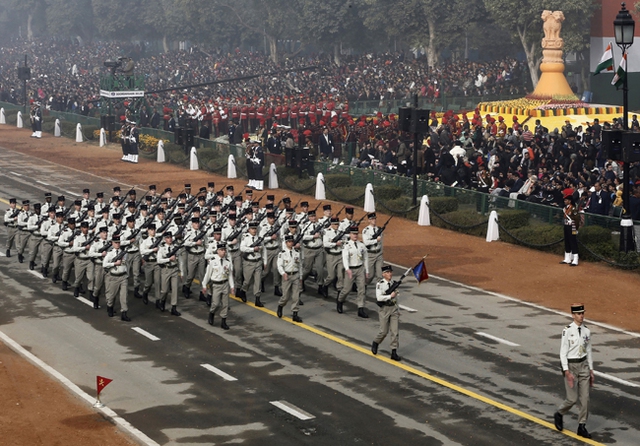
[3,39,638,220]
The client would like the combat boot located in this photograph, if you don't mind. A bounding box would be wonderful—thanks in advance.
[18,253,24,263]
[274,286,283,297]
[254,296,264,307]
[73,287,80,297]
[292,312,302,323]
[5,249,9,257]
[121,311,131,322]
[134,287,142,299]
[357,307,369,318]
[107,306,114,317]
[29,261,35,270]
[577,424,591,439]
[277,305,283,318]
[62,281,69,291]
[336,299,343,314]
[390,349,401,361]
[221,318,230,330]
[170,305,181,316]
[208,312,214,326]
[142,290,149,305]
[371,341,379,355]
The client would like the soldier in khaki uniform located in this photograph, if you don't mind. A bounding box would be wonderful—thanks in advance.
[371,265,401,361]
[89,227,110,309]
[71,221,93,297]
[276,235,302,322]
[102,234,131,321]
[320,217,345,298]
[260,212,282,296]
[182,217,206,299]
[362,213,384,285]
[3,198,19,257]
[240,221,264,307]
[337,226,369,318]
[157,232,182,316]
[554,303,594,439]
[201,243,234,329]
[57,217,77,291]
[140,224,161,305]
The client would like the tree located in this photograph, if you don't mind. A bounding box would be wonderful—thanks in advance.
[5,0,46,40]
[484,0,598,88]
[45,0,94,42]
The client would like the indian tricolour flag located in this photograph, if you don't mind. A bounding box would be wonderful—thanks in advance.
[612,53,627,89]
[594,42,614,75]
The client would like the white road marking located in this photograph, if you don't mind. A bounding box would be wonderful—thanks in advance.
[594,371,640,388]
[36,180,49,186]
[131,327,160,341]
[387,261,640,339]
[0,251,5,257]
[475,332,520,347]
[77,297,94,307]
[269,400,315,420]
[200,363,238,381]
[62,190,76,196]
[10,171,22,176]
[399,304,417,313]
[0,330,160,446]
[28,270,45,279]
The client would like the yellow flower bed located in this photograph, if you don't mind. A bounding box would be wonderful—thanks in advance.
[90,129,168,150]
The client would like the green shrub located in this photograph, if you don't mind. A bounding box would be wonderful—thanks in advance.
[579,241,618,262]
[429,196,458,214]
[431,210,487,237]
[83,125,99,140]
[578,225,613,245]
[205,158,227,172]
[504,225,564,254]
[326,186,365,207]
[325,174,351,189]
[498,210,530,230]
[375,185,403,201]
[281,175,315,192]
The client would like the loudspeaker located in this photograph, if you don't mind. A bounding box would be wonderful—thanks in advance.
[398,107,412,132]
[174,127,184,145]
[602,129,623,161]
[622,131,640,162]
[185,128,195,147]
[411,109,431,134]
[17,67,31,81]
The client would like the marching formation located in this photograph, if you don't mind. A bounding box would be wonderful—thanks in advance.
[3,183,404,359]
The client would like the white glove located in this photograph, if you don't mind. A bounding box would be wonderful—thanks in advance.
[130,137,136,143]
[35,117,40,121]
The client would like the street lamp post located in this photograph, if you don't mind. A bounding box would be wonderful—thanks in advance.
[614,2,636,253]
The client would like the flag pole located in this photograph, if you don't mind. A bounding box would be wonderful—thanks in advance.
[93,393,104,408]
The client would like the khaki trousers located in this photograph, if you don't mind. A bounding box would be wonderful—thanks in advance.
[366,250,384,285]
[185,251,205,289]
[209,282,230,318]
[338,266,366,308]
[242,259,262,297]
[27,235,42,262]
[5,226,17,250]
[302,246,324,284]
[126,251,142,289]
[73,257,94,289]
[374,304,399,349]
[261,247,281,287]
[323,252,344,291]
[558,360,591,424]
[142,261,161,300]
[278,272,300,313]
[105,273,129,311]
[61,251,76,282]
[160,265,179,305]
[92,263,105,297]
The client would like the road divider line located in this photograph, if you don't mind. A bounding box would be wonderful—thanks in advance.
[131,327,160,341]
[36,180,49,186]
[0,251,5,257]
[200,363,238,381]
[229,293,603,445]
[10,171,22,176]
[0,330,160,446]
[594,371,640,388]
[28,270,45,279]
[475,332,520,347]
[77,297,94,307]
[62,190,76,196]
[399,304,417,313]
[270,400,315,420]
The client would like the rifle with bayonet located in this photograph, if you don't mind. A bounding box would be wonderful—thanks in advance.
[375,259,426,307]
[331,213,367,243]
[141,236,163,261]
[371,215,393,239]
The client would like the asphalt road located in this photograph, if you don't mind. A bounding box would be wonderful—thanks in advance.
[0,147,639,446]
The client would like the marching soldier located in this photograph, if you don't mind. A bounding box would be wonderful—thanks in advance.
[156,232,182,316]
[206,182,216,202]
[41,192,53,216]
[54,195,67,214]
[48,211,66,283]
[57,217,77,291]
[93,192,106,215]
[276,235,303,322]
[38,208,56,277]
[81,189,92,210]
[260,212,282,296]
[102,234,131,321]
[201,243,234,329]
[68,200,82,221]
[222,214,244,299]
[71,221,93,297]
[26,203,42,270]
[139,224,161,305]
[362,213,384,285]
[554,303,594,439]
[222,185,235,207]
[204,226,224,260]
[120,216,142,298]
[4,198,19,257]
[300,210,325,294]
[340,207,355,232]
[89,227,110,309]
[16,200,32,263]
[337,226,370,318]
[240,221,264,307]
[183,217,207,300]
[320,217,345,298]
[371,265,401,361]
